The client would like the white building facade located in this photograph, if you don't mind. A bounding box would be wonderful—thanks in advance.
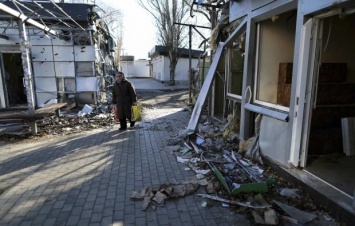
[150,46,203,85]
[0,2,115,109]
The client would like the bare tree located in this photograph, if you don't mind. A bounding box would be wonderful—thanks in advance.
[61,0,123,68]
[95,1,123,56]
[137,0,190,85]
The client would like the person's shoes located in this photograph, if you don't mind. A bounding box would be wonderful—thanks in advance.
[130,122,135,128]
[119,127,127,130]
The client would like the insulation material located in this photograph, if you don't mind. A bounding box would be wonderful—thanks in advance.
[76,77,98,91]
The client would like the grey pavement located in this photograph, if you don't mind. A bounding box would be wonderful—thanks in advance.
[128,78,188,91]
[0,83,251,225]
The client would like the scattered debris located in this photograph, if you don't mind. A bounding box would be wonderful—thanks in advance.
[165,111,339,225]
[277,188,301,198]
[198,194,271,209]
[0,104,116,141]
[131,181,199,211]
[264,209,279,225]
[273,200,318,224]
[252,210,265,224]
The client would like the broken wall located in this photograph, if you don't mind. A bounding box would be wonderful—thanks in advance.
[0,21,109,108]
[30,30,97,107]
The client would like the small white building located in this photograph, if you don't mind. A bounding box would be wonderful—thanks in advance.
[120,56,150,78]
[149,46,203,84]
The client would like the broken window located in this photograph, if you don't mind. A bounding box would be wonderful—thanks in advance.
[229,49,244,97]
[226,45,244,99]
[57,78,76,92]
[254,10,296,111]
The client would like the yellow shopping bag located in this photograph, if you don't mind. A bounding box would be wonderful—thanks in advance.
[131,104,142,122]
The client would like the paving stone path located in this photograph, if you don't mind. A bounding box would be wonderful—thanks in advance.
[0,106,251,226]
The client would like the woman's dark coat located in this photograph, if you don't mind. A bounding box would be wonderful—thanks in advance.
[112,78,137,119]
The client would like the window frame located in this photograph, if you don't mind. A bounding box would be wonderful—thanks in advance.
[252,23,290,113]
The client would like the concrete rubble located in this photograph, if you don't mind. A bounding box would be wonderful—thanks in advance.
[130,181,200,211]
[166,113,341,225]
[0,100,343,225]
[0,104,116,140]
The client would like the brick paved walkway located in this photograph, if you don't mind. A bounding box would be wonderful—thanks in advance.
[0,107,251,226]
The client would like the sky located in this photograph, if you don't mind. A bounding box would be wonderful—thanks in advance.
[103,0,156,60]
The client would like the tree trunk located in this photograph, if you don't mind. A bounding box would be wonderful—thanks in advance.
[169,64,176,86]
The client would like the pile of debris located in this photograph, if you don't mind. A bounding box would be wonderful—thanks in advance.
[131,180,200,211]
[157,114,339,225]
[0,104,116,141]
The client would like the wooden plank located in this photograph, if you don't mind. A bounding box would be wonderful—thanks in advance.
[0,103,67,120]
[35,103,67,114]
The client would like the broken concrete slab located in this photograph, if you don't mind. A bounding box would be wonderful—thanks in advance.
[131,181,199,211]
[264,209,279,225]
[252,210,265,224]
[273,200,317,224]
[152,191,168,205]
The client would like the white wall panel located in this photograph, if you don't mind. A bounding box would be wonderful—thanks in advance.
[53,46,74,61]
[51,36,72,45]
[29,35,52,45]
[230,0,249,22]
[35,77,57,92]
[76,77,98,91]
[36,92,57,108]
[32,62,55,77]
[4,28,19,35]
[27,29,45,36]
[75,62,94,76]
[31,46,54,61]
[259,116,289,165]
[55,62,75,77]
[0,36,20,45]
[74,46,95,61]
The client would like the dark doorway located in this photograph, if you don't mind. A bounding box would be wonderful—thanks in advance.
[2,53,27,107]
[305,12,355,197]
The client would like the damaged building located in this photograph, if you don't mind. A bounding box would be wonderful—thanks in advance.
[189,0,355,222]
[0,0,116,110]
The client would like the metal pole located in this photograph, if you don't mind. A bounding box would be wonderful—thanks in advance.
[189,25,192,104]
[18,20,37,134]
